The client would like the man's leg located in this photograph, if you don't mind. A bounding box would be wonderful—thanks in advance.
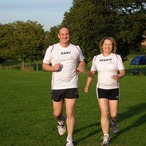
[53,99,64,120]
[65,98,76,137]
[53,99,66,135]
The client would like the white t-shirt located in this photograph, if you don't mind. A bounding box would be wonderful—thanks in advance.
[43,43,85,90]
[91,53,125,89]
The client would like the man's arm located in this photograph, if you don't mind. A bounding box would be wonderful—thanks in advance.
[42,63,61,72]
[77,61,86,73]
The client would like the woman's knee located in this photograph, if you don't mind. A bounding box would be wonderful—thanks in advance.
[111,115,117,120]
[101,110,109,117]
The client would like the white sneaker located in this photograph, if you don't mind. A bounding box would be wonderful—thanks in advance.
[101,135,110,146]
[66,137,74,146]
[111,119,118,134]
[57,115,66,135]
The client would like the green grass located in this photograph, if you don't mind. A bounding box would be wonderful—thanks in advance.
[0,69,146,146]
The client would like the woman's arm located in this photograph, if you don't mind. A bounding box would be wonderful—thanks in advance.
[112,69,125,80]
[84,70,96,93]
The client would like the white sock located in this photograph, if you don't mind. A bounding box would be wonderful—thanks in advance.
[67,136,73,141]
[104,134,109,137]
[58,120,63,125]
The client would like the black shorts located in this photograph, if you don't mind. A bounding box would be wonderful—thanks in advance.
[51,88,79,102]
[96,88,119,100]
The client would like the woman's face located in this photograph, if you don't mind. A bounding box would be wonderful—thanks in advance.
[102,39,113,54]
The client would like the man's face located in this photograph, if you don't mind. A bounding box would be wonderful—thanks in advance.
[58,27,70,44]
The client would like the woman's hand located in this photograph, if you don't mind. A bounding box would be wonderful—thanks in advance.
[84,86,89,93]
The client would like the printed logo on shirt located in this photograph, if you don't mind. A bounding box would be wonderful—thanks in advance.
[99,58,112,62]
[61,52,71,55]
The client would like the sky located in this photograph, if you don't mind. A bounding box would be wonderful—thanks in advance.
[0,0,73,31]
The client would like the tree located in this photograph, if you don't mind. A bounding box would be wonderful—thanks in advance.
[0,24,16,62]
[46,26,61,45]
[60,0,146,63]
[11,20,45,69]
[62,0,101,63]
[0,21,45,69]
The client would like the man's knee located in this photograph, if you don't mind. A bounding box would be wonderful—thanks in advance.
[53,111,62,119]
[66,109,74,117]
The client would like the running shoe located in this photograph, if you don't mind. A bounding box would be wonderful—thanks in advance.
[111,119,118,134]
[66,137,74,146]
[57,115,66,135]
[101,135,110,146]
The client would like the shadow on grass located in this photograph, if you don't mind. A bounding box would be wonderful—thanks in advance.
[111,102,146,142]
[74,122,101,145]
[73,103,146,145]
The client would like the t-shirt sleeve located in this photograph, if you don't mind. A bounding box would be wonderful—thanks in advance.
[43,46,52,64]
[77,46,85,61]
[91,56,97,71]
[117,55,125,70]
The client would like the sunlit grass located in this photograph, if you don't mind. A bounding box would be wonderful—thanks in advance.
[0,69,146,146]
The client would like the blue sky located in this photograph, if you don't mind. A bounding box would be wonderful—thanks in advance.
[0,0,73,31]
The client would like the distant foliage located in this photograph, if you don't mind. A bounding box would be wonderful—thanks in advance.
[61,0,146,63]
[0,1,146,65]
[0,20,45,67]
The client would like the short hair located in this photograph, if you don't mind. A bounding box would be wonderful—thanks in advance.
[58,26,69,34]
[99,37,117,53]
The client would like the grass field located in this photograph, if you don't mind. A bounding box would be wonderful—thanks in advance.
[0,68,146,146]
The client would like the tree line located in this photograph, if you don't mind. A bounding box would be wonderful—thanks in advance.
[0,0,146,67]
[0,20,46,69]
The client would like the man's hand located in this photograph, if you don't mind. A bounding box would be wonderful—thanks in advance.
[112,75,118,80]
[77,66,85,73]
[53,63,61,72]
